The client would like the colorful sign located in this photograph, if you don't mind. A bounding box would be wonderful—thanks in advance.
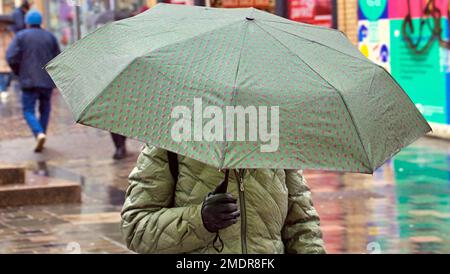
[390,18,448,123]
[358,0,388,21]
[358,0,450,124]
[388,0,449,19]
[288,0,334,28]
[358,18,391,71]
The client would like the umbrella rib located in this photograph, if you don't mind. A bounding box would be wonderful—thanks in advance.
[253,22,373,171]
[218,21,251,170]
[259,21,373,65]
[257,18,343,33]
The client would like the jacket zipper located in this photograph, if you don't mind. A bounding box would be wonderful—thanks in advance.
[236,169,247,254]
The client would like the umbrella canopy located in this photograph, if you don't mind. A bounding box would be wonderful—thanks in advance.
[46,3,431,173]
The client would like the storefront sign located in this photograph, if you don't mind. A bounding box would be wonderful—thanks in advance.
[288,0,334,28]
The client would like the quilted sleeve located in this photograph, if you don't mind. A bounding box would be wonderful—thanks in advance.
[282,170,326,254]
[120,145,215,253]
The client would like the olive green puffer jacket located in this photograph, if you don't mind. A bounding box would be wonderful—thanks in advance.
[121,145,325,254]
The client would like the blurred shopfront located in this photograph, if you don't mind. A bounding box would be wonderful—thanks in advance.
[0,0,17,14]
[210,0,337,27]
[355,0,450,138]
[211,0,274,12]
[31,0,149,48]
[1,0,341,45]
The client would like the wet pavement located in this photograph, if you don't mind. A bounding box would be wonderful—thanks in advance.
[0,88,142,254]
[1,88,450,253]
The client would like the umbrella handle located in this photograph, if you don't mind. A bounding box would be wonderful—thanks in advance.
[212,170,229,194]
[210,170,229,253]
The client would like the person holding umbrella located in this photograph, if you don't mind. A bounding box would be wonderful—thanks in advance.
[45,4,431,253]
[120,146,326,254]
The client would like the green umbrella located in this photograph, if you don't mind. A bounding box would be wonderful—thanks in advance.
[46,3,431,174]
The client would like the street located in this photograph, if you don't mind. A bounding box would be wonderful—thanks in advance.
[1,88,449,254]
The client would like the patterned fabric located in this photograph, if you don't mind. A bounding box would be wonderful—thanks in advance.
[46,3,431,172]
[121,145,326,254]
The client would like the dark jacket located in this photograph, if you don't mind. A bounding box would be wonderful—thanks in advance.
[6,27,60,90]
[11,8,25,33]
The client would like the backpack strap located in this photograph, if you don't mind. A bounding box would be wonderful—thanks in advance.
[167,150,179,183]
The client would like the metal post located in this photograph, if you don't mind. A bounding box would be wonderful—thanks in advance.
[44,0,50,30]
[194,0,206,6]
[275,0,288,18]
[332,0,338,29]
[75,4,81,40]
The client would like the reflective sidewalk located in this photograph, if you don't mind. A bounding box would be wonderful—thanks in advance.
[308,137,450,253]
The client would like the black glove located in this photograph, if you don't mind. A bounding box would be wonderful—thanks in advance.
[201,192,240,233]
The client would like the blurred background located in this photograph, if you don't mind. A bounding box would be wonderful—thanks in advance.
[1,0,450,254]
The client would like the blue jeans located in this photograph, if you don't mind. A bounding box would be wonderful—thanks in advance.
[21,88,53,137]
[0,73,11,92]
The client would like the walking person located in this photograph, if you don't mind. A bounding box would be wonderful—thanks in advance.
[111,133,127,160]
[6,10,60,152]
[107,9,134,160]
[11,1,30,34]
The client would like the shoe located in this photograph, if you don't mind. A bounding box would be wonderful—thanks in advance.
[113,146,127,160]
[34,133,46,153]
